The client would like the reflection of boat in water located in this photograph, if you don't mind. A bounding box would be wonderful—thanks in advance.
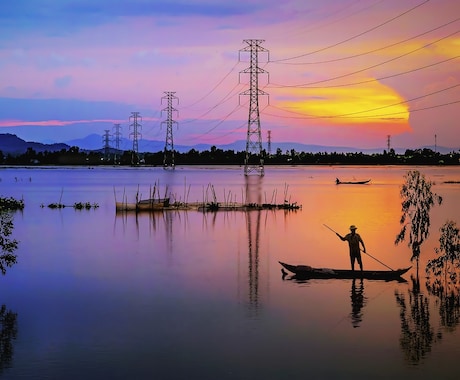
[336,178,371,185]
[279,261,410,280]
[116,200,301,212]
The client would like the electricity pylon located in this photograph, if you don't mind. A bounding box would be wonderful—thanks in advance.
[161,92,179,169]
[102,129,111,161]
[239,39,269,176]
[112,123,122,164]
[267,130,272,156]
[129,112,142,165]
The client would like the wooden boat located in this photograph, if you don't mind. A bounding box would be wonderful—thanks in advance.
[136,197,170,210]
[115,198,170,211]
[336,178,371,185]
[279,261,411,280]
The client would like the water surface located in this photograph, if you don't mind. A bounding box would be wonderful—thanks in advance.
[1,165,459,379]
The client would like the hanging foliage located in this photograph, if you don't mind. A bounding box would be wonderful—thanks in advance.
[395,170,443,265]
[426,221,460,281]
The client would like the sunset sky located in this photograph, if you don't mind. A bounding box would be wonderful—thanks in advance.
[0,0,459,150]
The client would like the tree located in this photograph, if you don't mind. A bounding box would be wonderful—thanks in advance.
[395,170,443,272]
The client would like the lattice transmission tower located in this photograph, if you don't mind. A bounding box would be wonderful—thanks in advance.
[267,130,272,156]
[161,91,179,169]
[239,39,269,176]
[102,129,111,161]
[129,112,142,165]
[113,123,122,163]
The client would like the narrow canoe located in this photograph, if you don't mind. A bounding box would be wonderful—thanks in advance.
[336,179,371,185]
[279,261,411,280]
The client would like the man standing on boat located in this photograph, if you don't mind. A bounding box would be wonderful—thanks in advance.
[336,225,366,271]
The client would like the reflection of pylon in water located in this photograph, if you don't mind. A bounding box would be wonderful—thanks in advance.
[246,209,262,314]
[239,39,269,176]
[244,176,264,315]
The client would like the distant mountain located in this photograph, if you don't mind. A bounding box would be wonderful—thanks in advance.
[65,135,400,154]
[0,133,70,155]
[2,133,457,156]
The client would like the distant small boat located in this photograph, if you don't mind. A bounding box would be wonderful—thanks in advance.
[336,178,371,185]
[279,261,411,280]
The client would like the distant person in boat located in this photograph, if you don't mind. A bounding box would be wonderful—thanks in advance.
[336,225,366,271]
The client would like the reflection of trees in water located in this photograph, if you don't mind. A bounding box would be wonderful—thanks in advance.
[396,270,460,364]
[425,220,460,331]
[350,279,367,328]
[426,279,460,332]
[0,210,19,275]
[395,275,435,364]
[0,304,18,374]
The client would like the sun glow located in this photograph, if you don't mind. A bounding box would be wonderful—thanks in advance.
[277,80,410,124]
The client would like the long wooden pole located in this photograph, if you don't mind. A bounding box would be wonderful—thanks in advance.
[323,224,394,271]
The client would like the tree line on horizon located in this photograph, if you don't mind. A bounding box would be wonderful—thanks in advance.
[1,145,459,166]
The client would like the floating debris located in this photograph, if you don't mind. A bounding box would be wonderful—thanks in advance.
[41,202,99,210]
[73,202,99,210]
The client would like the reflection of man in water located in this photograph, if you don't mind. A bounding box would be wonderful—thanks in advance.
[350,279,366,328]
[336,225,366,271]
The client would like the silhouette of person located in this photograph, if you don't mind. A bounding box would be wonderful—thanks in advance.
[336,225,366,271]
[350,278,366,328]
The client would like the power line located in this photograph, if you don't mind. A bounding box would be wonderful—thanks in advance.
[271,0,430,63]
[265,98,460,121]
[196,120,248,143]
[275,0,384,41]
[270,29,459,88]
[269,55,459,89]
[181,82,245,125]
[271,17,460,66]
[186,102,245,141]
[181,61,241,109]
[348,99,460,119]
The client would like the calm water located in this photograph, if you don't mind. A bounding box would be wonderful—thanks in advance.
[1,165,460,379]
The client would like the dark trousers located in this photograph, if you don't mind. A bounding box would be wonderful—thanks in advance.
[350,252,363,271]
